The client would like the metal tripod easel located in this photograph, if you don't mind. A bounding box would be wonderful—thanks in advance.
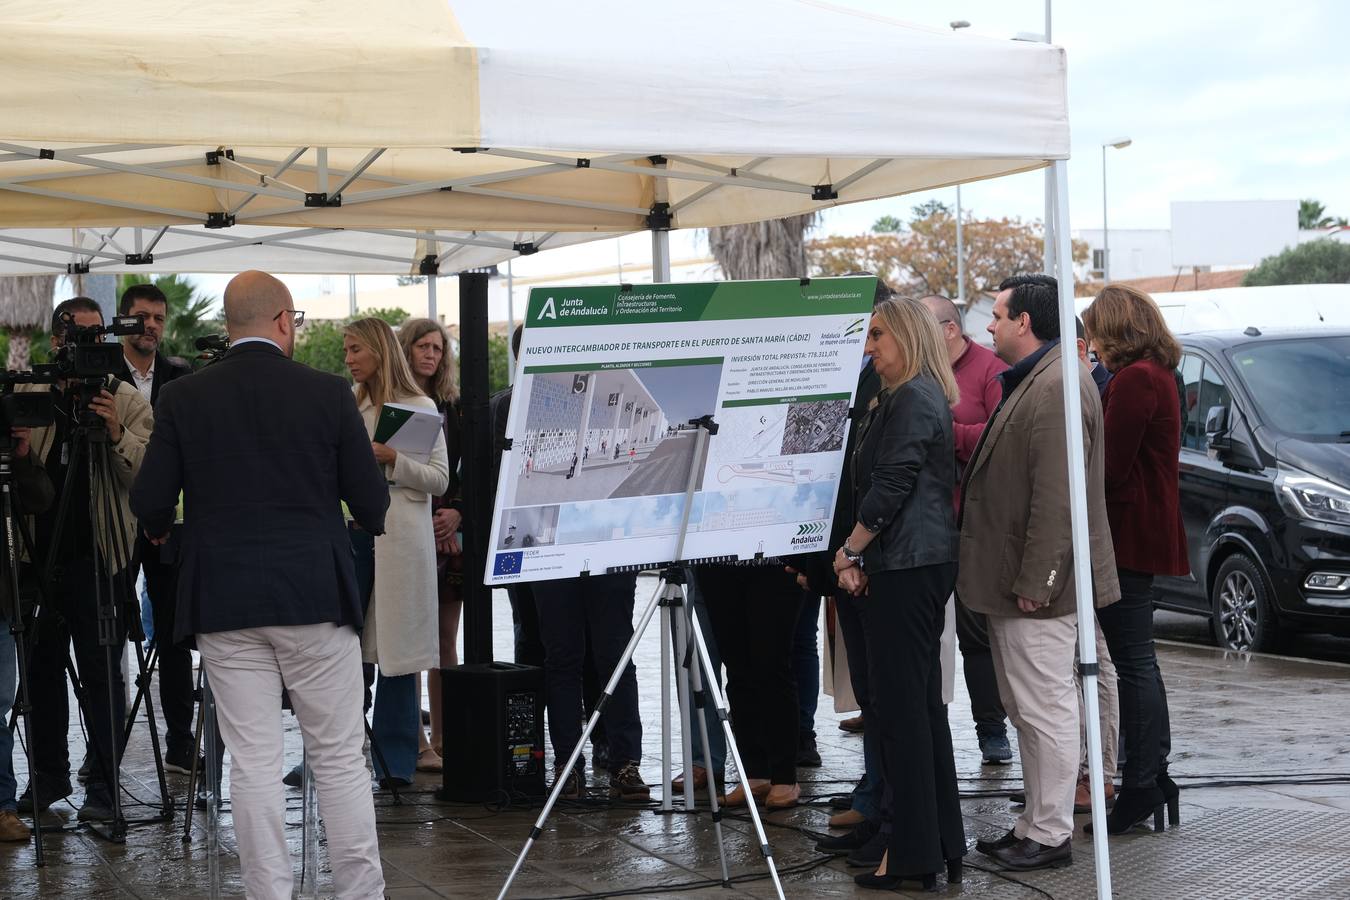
[497,416,785,900]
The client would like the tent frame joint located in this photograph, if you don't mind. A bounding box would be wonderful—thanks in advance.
[419,254,440,276]
[812,184,838,201]
[513,241,538,255]
[67,261,90,275]
[124,252,153,266]
[304,192,342,208]
[646,202,672,231]
[205,149,235,166]
[205,212,236,229]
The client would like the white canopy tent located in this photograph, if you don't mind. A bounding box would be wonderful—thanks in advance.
[0,0,1066,274]
[0,1,1112,896]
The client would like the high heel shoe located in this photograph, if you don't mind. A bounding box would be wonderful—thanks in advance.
[1085,785,1165,835]
[1157,772,1181,826]
[853,871,937,892]
[946,857,963,884]
[853,851,943,892]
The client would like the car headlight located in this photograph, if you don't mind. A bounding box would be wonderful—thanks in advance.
[1276,469,1350,526]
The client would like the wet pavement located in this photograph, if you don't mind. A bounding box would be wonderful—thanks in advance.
[4,578,1350,899]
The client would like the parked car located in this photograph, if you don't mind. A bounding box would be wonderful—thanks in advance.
[1154,328,1350,651]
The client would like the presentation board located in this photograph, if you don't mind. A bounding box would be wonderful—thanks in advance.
[485,276,875,585]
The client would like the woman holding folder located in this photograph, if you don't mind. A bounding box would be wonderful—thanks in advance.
[343,317,450,787]
[399,318,464,769]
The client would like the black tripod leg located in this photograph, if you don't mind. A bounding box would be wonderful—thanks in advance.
[366,720,403,806]
[3,482,44,864]
[120,642,157,752]
[182,667,206,844]
[129,638,173,817]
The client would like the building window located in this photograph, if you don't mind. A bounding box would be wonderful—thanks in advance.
[1092,248,1106,273]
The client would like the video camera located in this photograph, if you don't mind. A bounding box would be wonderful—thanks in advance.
[0,370,56,457]
[51,313,144,380]
[49,312,144,431]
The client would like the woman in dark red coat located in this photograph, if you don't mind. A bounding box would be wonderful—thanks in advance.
[1083,285,1188,834]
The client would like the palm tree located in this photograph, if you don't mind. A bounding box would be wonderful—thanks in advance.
[707,214,820,280]
[117,274,221,359]
[1299,199,1334,230]
[0,275,58,369]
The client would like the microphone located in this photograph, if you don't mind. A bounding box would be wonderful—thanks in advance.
[194,334,230,352]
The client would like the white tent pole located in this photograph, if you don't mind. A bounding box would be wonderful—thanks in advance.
[652,231,671,282]
[1044,172,1057,275]
[506,259,516,386]
[1052,158,1112,900]
[427,272,438,322]
[1043,6,1057,276]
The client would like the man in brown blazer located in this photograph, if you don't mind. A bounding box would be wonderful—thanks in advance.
[958,274,1120,871]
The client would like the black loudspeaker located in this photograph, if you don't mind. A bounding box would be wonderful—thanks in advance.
[438,662,546,802]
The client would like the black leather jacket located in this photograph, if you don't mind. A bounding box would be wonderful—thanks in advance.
[851,373,959,575]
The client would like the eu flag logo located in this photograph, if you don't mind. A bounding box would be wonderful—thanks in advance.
[493,551,524,576]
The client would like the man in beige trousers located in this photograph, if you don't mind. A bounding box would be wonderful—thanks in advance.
[131,272,392,899]
[958,274,1120,871]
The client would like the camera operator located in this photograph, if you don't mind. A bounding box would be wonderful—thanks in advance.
[16,296,153,823]
[116,283,195,773]
[1,424,55,842]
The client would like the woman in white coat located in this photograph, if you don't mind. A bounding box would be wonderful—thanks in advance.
[343,317,450,786]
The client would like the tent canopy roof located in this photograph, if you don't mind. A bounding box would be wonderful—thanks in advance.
[0,0,1069,274]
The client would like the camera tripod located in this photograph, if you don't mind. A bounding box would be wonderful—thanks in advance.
[497,417,785,900]
[2,439,49,864]
[29,385,173,844]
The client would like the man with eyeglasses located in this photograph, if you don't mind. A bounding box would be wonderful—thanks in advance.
[131,271,389,899]
[918,294,1014,766]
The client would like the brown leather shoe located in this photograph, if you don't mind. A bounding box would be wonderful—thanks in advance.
[670,766,708,793]
[718,781,770,808]
[765,784,800,809]
[839,715,864,733]
[0,810,30,842]
[829,808,866,829]
[1073,774,1116,813]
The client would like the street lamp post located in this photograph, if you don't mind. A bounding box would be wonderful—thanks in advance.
[1101,137,1132,284]
[951,20,970,305]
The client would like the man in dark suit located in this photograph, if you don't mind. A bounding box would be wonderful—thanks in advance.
[116,282,197,773]
[130,271,390,900]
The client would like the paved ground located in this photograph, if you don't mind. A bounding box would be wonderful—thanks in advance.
[4,579,1350,899]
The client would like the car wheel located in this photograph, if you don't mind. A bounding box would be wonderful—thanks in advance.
[1211,553,1280,652]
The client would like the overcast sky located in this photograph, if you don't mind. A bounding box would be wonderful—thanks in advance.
[819,0,1350,234]
[192,0,1349,304]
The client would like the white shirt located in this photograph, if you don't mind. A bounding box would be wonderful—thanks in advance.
[232,336,283,352]
[125,353,155,404]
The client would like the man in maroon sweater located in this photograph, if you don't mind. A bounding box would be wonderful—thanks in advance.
[920,295,1013,764]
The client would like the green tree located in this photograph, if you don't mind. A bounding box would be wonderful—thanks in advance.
[116,273,222,360]
[1243,239,1350,286]
[487,333,511,394]
[293,320,349,378]
[872,214,903,234]
[1299,199,1332,230]
[291,307,412,380]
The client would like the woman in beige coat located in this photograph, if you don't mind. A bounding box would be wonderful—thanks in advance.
[343,318,449,786]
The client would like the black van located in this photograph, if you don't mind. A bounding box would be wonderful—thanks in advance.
[1154,329,1350,651]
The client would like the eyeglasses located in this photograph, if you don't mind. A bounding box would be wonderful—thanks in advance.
[273,309,306,328]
